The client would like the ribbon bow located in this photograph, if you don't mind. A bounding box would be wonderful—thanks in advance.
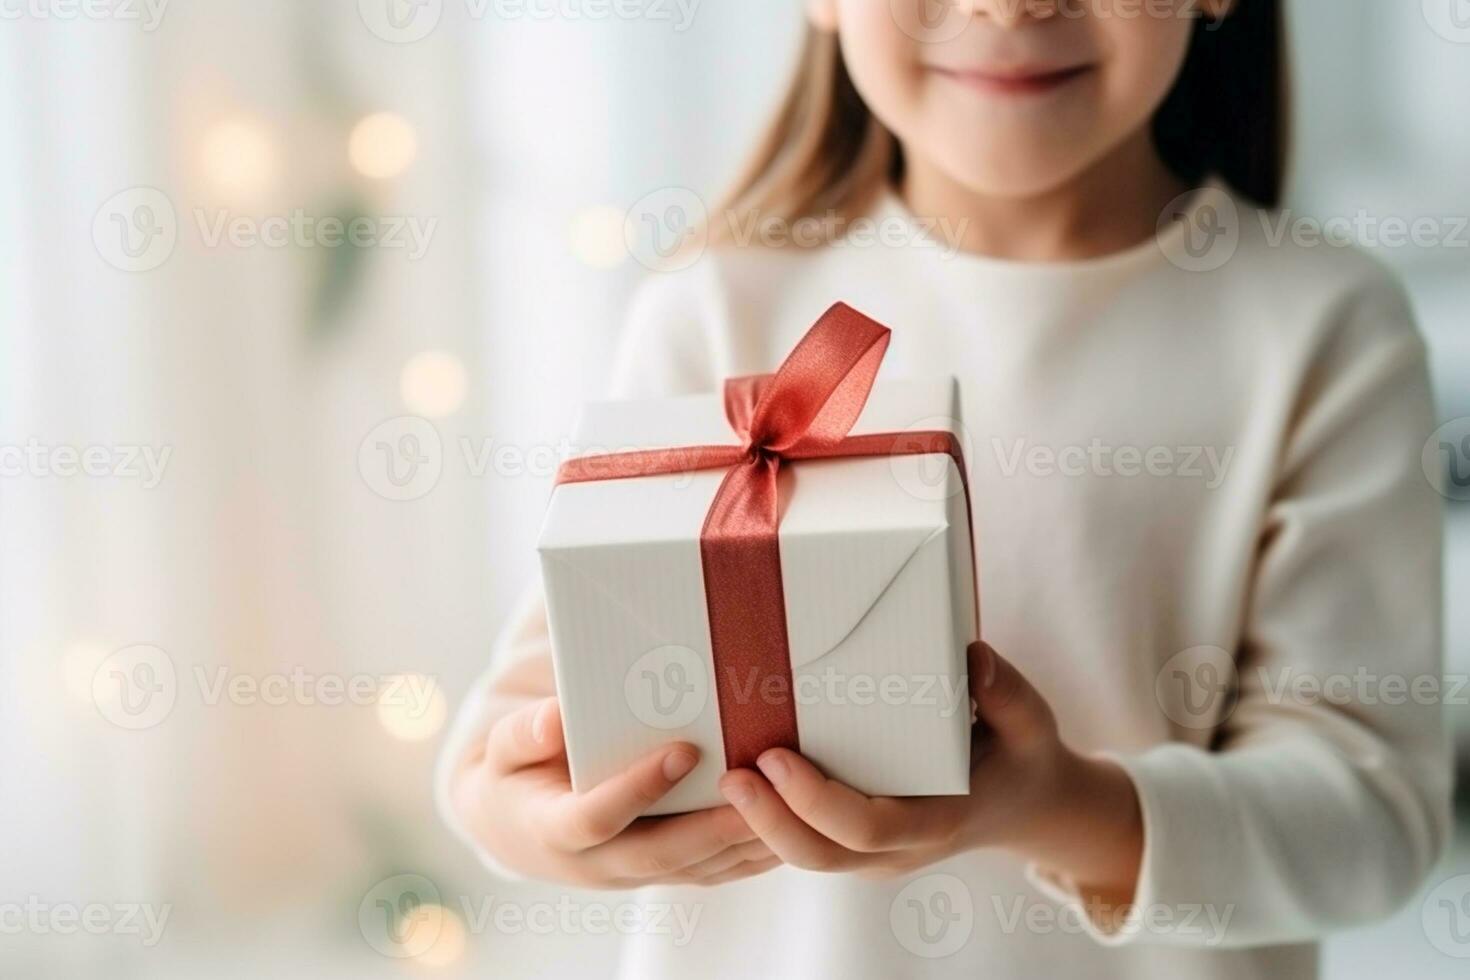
[557,303,974,770]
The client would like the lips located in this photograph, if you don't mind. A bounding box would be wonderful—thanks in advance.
[930,64,1095,95]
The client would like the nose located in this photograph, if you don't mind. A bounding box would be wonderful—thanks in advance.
[955,0,1061,28]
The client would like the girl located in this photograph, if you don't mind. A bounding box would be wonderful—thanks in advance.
[440,2,1450,977]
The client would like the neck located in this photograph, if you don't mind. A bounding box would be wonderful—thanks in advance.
[899,132,1189,262]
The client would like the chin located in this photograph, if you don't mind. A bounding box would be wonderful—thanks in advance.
[928,143,1102,202]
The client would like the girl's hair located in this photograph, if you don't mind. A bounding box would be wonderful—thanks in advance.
[716,2,1287,235]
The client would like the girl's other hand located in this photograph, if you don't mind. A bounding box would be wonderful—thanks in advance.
[718,643,1144,905]
[452,697,779,888]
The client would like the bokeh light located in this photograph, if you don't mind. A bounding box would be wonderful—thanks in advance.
[376,673,448,742]
[405,902,467,968]
[569,205,629,269]
[399,350,468,419]
[348,111,419,180]
[199,115,281,203]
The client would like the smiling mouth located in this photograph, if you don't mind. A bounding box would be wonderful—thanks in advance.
[931,64,1096,96]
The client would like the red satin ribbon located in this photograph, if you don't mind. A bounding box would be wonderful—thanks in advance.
[556,303,975,770]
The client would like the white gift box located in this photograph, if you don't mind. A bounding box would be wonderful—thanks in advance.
[538,377,978,814]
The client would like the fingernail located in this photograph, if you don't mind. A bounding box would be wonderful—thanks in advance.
[982,645,997,689]
[756,752,789,786]
[663,750,697,782]
[720,778,754,807]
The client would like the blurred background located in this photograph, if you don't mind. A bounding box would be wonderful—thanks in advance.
[1,1,1466,976]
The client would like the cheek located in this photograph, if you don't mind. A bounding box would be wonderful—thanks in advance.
[831,1,927,127]
[1094,19,1195,134]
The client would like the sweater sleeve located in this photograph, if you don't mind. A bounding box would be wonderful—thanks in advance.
[434,273,723,873]
[1029,272,1453,947]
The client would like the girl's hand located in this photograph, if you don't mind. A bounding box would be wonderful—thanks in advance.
[452,697,779,888]
[717,643,1144,904]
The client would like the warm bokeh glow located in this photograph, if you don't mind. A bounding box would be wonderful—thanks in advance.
[399,349,468,419]
[199,115,281,202]
[405,903,467,968]
[348,111,419,180]
[376,673,448,742]
[569,205,629,269]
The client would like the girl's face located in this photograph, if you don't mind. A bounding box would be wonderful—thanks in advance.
[811,0,1228,198]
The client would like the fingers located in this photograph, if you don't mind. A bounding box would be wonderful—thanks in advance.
[486,698,566,774]
[678,838,774,879]
[971,642,1053,746]
[542,742,701,851]
[583,804,757,879]
[718,768,854,872]
[688,855,783,887]
[753,749,955,853]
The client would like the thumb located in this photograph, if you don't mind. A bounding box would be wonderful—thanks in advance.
[968,642,1053,747]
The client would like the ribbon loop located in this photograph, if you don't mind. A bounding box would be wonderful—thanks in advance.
[735,303,892,455]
